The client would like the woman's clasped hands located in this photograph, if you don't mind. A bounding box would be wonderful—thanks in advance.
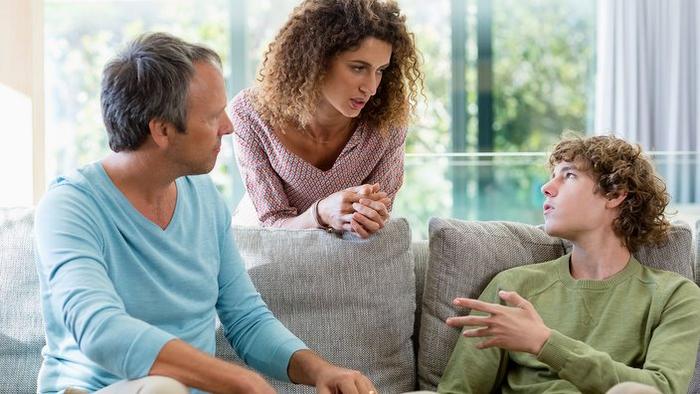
[317,183,391,238]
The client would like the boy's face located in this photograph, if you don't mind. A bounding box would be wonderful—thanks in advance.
[541,161,616,241]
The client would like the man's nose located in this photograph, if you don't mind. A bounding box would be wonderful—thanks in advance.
[220,113,234,135]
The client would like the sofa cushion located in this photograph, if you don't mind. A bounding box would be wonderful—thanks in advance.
[216,218,416,393]
[0,207,43,392]
[418,217,695,391]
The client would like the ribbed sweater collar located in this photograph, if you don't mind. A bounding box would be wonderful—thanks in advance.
[557,253,641,289]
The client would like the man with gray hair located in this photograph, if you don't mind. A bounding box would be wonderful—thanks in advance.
[34,32,377,394]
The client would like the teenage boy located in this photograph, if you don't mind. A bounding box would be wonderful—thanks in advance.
[438,135,700,393]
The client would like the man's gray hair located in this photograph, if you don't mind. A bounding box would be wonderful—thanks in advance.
[101,32,222,152]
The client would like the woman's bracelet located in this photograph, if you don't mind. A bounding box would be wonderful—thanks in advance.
[311,199,335,233]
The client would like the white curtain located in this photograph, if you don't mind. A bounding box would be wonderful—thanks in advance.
[595,0,700,203]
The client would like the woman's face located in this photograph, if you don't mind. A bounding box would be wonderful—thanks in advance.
[319,37,392,119]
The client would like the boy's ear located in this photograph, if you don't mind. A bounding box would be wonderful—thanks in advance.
[606,191,628,209]
[149,118,171,148]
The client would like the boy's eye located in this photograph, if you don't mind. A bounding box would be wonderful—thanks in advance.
[352,65,364,72]
[565,172,576,179]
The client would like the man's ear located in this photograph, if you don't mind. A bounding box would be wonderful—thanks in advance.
[606,191,628,209]
[149,118,171,148]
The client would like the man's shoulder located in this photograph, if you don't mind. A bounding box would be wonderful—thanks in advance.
[181,173,220,200]
[34,163,109,244]
[49,161,98,188]
[180,174,230,220]
[183,172,215,187]
[39,163,104,210]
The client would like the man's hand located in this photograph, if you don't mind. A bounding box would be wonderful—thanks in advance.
[288,350,377,394]
[445,290,551,355]
[314,365,377,394]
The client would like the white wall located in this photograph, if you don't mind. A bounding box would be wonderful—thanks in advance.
[0,0,44,206]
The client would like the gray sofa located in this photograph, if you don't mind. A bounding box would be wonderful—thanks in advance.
[2,207,699,393]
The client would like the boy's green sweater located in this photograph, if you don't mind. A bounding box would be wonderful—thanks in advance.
[438,254,700,393]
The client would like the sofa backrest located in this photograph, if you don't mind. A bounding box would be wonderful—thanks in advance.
[2,206,698,393]
[418,217,698,392]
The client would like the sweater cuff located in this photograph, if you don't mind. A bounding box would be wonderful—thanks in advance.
[536,329,581,373]
[271,337,309,383]
[123,326,177,379]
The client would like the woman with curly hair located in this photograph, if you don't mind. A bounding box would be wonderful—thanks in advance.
[227,0,422,238]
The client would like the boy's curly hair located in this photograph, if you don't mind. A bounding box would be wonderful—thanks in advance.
[254,0,423,135]
[548,134,670,253]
